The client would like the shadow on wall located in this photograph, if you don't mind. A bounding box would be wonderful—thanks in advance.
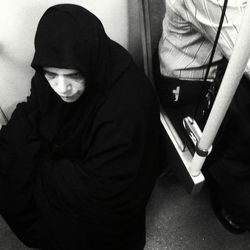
[130,0,166,70]
[147,0,165,55]
[0,2,42,119]
[127,1,143,67]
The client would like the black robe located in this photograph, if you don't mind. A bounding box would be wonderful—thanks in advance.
[0,4,162,249]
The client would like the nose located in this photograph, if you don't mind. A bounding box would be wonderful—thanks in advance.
[56,76,71,95]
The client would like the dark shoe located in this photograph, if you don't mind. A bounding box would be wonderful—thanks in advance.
[211,195,246,234]
[216,207,247,234]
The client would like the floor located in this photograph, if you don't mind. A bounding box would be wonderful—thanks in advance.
[145,174,250,250]
[0,173,249,250]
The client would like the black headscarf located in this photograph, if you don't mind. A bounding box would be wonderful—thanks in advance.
[30,4,131,148]
[32,4,131,89]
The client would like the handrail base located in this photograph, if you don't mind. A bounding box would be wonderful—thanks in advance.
[160,112,205,194]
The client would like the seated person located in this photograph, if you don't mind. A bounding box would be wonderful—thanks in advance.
[0,4,163,250]
[156,0,250,234]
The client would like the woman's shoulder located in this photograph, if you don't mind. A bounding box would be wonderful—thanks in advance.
[97,63,160,123]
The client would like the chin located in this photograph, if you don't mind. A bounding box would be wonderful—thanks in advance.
[61,96,79,103]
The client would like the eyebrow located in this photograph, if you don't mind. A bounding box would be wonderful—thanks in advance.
[43,70,80,76]
[67,72,81,76]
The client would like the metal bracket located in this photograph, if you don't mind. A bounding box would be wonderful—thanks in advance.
[183,116,212,157]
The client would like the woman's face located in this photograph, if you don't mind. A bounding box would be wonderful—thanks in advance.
[43,67,86,103]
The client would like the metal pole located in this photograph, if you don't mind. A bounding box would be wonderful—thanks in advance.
[190,1,250,176]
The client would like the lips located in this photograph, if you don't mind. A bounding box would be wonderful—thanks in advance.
[60,95,73,98]
[59,92,81,102]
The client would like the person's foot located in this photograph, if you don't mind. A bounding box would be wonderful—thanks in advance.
[217,207,246,234]
[211,195,246,234]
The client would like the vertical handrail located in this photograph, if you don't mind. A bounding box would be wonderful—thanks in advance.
[190,1,250,176]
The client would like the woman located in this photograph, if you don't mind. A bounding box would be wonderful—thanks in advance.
[0,4,163,249]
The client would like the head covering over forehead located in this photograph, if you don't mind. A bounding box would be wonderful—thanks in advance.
[30,4,133,144]
[31,3,131,92]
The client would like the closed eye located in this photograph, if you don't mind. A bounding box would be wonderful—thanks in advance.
[44,71,56,79]
[67,73,84,80]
